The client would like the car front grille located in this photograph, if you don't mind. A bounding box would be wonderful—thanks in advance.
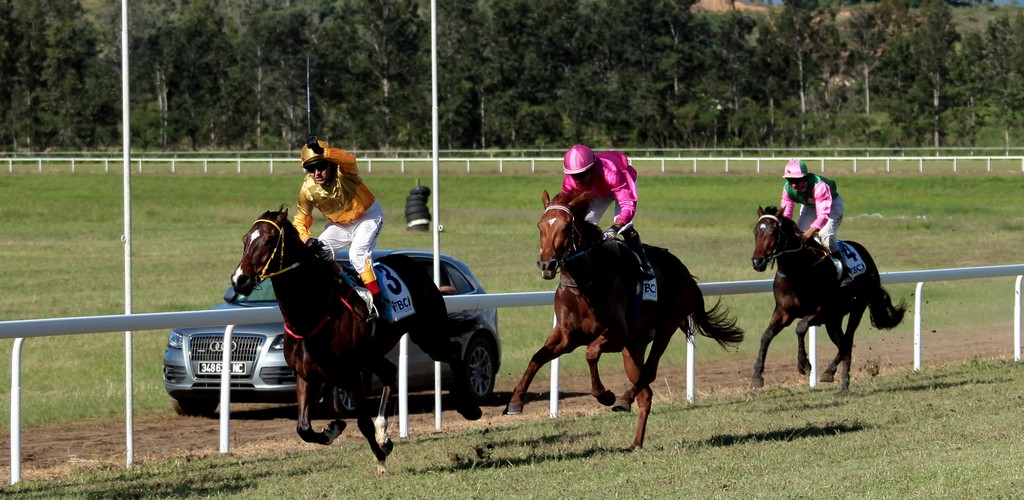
[187,334,264,380]
[189,334,263,362]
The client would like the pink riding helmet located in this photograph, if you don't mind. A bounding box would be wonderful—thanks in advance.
[563,144,597,174]
[783,159,808,179]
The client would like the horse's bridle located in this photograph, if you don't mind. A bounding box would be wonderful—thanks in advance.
[250,218,301,281]
[756,214,805,266]
[544,204,590,264]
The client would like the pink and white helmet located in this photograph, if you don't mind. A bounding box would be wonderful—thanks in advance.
[782,159,808,179]
[563,144,596,175]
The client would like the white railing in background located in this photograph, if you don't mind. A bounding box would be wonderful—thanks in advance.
[2,264,1023,484]
[3,155,1024,175]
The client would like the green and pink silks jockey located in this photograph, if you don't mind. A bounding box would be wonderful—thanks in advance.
[779,159,853,287]
[561,144,655,280]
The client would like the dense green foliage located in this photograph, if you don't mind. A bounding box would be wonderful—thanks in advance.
[2,1,1024,152]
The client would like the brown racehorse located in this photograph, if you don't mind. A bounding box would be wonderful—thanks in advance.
[504,190,744,450]
[750,206,907,392]
[230,208,483,475]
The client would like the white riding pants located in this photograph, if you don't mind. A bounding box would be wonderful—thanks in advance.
[795,195,844,252]
[318,201,384,275]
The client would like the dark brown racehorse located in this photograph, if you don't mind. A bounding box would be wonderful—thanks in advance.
[504,190,744,450]
[750,206,907,392]
[230,208,483,475]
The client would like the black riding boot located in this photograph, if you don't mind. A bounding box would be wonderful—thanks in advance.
[622,227,656,281]
[834,254,854,287]
[371,291,385,321]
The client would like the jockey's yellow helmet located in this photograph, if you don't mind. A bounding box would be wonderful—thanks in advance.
[300,139,330,168]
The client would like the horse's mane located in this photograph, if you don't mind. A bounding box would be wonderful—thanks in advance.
[550,189,603,240]
[761,205,826,252]
[259,206,345,278]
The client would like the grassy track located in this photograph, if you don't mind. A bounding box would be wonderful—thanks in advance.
[4,359,1023,498]
[0,172,1022,428]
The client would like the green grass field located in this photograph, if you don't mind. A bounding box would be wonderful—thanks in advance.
[6,359,1024,498]
[1,172,1023,427]
[1,170,1023,494]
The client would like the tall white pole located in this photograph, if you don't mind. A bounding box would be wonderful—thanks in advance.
[121,0,135,467]
[430,0,443,431]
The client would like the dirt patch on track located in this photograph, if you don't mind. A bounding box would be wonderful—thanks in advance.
[1,324,1014,483]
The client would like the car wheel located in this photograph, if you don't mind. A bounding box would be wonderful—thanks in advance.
[329,387,358,418]
[462,334,497,404]
[171,397,218,417]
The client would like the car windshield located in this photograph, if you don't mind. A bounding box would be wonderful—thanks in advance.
[229,282,277,304]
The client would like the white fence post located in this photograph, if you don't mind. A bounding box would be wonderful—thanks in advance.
[915,282,925,371]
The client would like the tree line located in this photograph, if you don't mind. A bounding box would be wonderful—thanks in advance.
[1,0,1022,153]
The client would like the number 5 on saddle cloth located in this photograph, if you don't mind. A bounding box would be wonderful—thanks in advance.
[338,262,416,323]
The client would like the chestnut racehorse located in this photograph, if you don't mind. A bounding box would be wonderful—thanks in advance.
[504,190,744,450]
[231,208,482,474]
[750,205,907,392]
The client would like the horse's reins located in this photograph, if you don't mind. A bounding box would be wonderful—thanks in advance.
[757,214,829,273]
[544,204,601,288]
[247,218,367,339]
[251,218,302,281]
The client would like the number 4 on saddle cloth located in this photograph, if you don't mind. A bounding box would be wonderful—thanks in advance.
[835,241,867,282]
[337,262,416,323]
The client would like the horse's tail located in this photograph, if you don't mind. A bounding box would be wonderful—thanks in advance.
[692,298,745,349]
[868,286,907,330]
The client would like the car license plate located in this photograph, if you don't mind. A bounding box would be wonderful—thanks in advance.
[198,362,246,375]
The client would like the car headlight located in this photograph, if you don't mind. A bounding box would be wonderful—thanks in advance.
[167,331,184,349]
[270,334,285,350]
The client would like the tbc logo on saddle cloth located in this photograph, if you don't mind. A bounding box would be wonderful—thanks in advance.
[641,278,658,302]
[373,262,416,322]
[836,241,867,280]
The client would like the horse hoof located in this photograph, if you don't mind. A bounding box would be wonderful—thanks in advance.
[503,402,523,415]
[820,373,835,383]
[750,378,764,390]
[611,399,631,412]
[459,405,483,421]
[374,416,393,455]
[596,391,616,407]
[323,419,346,445]
[376,461,390,476]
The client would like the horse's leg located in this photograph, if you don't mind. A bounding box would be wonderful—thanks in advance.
[374,385,394,456]
[355,405,391,476]
[819,318,845,384]
[584,337,616,407]
[627,386,654,451]
[504,326,577,415]
[367,358,397,450]
[441,339,483,421]
[615,324,673,412]
[413,334,482,421]
[837,305,867,393]
[752,309,788,390]
[794,318,812,375]
[295,376,346,445]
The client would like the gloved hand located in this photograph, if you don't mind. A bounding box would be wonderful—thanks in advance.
[306,135,323,155]
[602,225,621,241]
[800,227,819,243]
[305,237,323,251]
